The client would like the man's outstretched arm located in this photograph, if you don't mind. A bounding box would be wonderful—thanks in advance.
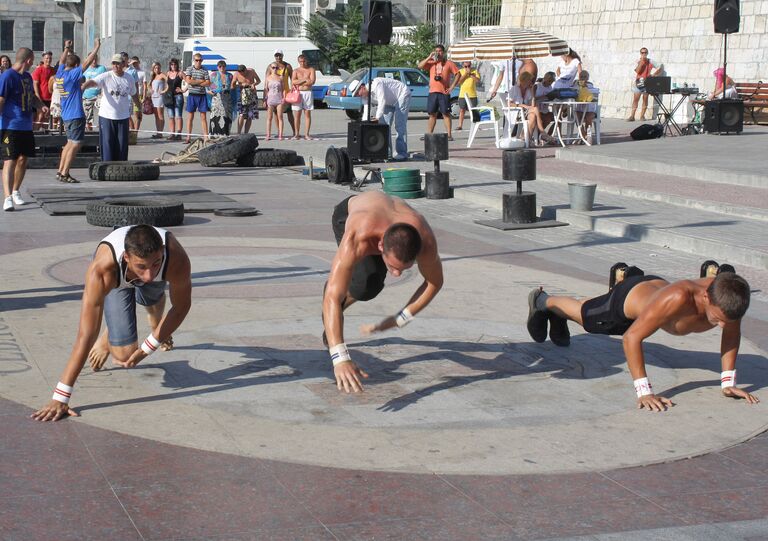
[622,291,684,412]
[323,239,369,393]
[31,251,114,421]
[360,248,443,335]
[720,322,759,403]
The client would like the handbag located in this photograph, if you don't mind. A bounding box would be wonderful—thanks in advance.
[162,88,175,108]
[142,96,154,115]
[283,85,301,105]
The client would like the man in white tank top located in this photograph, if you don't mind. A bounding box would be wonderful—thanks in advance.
[32,224,192,421]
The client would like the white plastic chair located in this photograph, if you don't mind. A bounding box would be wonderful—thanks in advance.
[465,96,500,148]
[501,106,529,148]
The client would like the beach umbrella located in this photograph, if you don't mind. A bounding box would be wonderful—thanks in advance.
[448,27,569,62]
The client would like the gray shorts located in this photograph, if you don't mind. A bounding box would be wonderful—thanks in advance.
[104,282,167,346]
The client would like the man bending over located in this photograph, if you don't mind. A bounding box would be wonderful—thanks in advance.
[32,225,192,421]
[323,192,444,393]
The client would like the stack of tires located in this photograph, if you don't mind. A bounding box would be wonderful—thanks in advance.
[382,169,424,199]
[197,132,300,168]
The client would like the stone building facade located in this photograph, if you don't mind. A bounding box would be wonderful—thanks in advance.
[500,0,768,118]
[0,2,83,59]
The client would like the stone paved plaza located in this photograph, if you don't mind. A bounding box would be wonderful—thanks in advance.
[1,112,767,540]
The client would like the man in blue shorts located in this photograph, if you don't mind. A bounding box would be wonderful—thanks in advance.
[183,53,210,143]
[31,224,192,422]
[55,38,101,183]
[0,47,47,211]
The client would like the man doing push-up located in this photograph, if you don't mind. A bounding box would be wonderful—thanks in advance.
[527,271,754,411]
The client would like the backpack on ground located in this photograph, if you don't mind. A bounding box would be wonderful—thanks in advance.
[630,123,663,140]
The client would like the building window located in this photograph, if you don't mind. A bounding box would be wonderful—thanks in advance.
[0,20,13,51]
[178,0,207,37]
[62,21,75,47]
[269,0,303,37]
[32,21,45,52]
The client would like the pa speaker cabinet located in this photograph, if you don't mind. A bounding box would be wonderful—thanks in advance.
[360,0,393,45]
[714,0,740,33]
[704,99,743,134]
[347,121,390,161]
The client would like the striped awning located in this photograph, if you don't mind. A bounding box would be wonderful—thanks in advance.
[448,28,569,61]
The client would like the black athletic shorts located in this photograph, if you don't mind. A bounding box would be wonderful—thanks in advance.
[331,195,387,302]
[1,130,36,161]
[580,275,665,336]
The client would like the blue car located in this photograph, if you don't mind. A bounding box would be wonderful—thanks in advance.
[323,66,462,120]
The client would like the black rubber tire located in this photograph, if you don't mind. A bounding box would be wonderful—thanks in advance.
[198,134,259,167]
[86,198,185,227]
[346,109,363,121]
[89,161,161,181]
[214,207,260,217]
[236,148,299,167]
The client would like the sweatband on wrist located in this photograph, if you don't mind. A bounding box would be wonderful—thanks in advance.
[140,333,161,355]
[721,370,736,389]
[633,377,653,397]
[395,308,414,328]
[52,382,73,404]
[329,343,352,367]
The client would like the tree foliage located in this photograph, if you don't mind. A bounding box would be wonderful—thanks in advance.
[306,1,437,73]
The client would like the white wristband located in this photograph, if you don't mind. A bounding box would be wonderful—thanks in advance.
[721,370,736,389]
[633,377,653,397]
[329,343,352,367]
[140,333,161,355]
[395,308,414,328]
[52,381,73,404]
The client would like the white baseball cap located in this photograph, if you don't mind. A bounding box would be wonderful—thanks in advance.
[348,79,361,96]
[274,49,284,56]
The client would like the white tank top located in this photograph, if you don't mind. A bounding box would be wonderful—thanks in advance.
[98,226,169,289]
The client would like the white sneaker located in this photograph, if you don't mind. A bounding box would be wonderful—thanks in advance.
[3,196,14,211]
[11,191,24,205]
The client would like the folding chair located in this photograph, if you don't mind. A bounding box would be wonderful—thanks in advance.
[466,96,500,148]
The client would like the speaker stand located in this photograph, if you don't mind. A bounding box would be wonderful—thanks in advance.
[366,44,374,122]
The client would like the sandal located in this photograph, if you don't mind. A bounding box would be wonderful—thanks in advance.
[60,174,79,183]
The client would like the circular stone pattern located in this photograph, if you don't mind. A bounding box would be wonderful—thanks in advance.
[3,237,767,475]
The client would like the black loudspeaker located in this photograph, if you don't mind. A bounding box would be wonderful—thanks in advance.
[361,0,393,45]
[347,121,390,161]
[704,99,743,134]
[714,0,740,33]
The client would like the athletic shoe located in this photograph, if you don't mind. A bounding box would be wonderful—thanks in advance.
[548,313,571,347]
[11,191,24,205]
[527,288,549,343]
[3,196,13,211]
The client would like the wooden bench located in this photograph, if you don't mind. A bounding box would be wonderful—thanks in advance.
[735,81,768,124]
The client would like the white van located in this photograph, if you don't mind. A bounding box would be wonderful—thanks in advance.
[181,37,342,105]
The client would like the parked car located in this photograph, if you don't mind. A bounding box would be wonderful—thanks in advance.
[323,66,462,120]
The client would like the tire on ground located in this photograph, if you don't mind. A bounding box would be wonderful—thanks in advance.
[236,148,299,167]
[89,161,161,181]
[86,198,185,227]
[197,133,259,167]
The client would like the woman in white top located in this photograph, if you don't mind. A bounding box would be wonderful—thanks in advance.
[508,72,555,145]
[554,49,582,89]
[149,62,168,139]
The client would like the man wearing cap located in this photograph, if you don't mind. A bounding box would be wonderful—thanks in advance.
[126,56,146,134]
[349,76,410,161]
[269,49,296,137]
[82,53,140,161]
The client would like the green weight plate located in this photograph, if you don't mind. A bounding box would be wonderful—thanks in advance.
[384,179,422,191]
[384,189,424,199]
[381,168,421,180]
